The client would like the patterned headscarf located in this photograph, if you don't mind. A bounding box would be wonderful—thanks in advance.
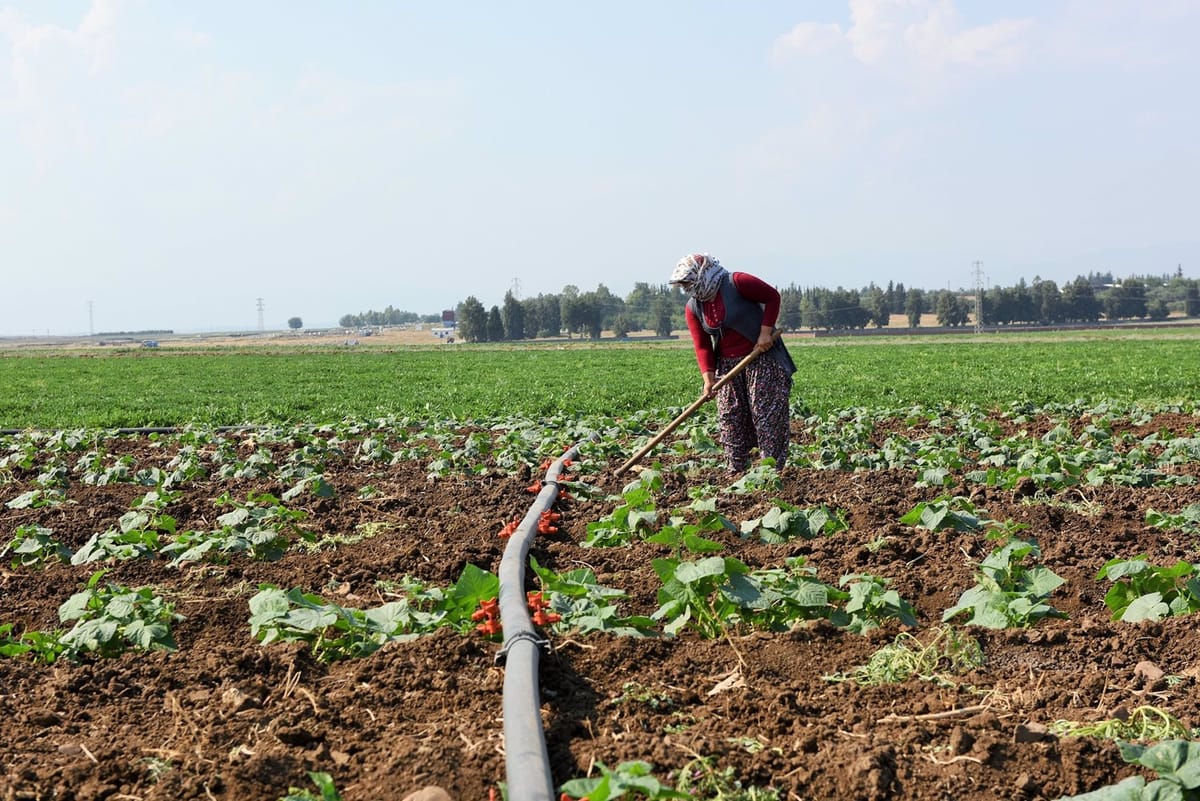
[670,253,728,301]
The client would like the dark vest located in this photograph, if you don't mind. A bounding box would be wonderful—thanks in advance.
[687,275,796,375]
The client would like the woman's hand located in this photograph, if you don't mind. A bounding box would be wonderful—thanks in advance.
[701,371,716,399]
[752,325,777,356]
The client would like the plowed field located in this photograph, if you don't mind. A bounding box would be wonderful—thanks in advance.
[2,410,1199,801]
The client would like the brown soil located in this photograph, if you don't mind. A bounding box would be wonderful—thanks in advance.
[2,414,1199,801]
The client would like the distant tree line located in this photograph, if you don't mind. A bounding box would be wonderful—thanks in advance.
[965,270,1198,327]
[454,284,686,344]
[95,329,174,336]
[338,307,442,328]
[781,269,1200,331]
[338,267,1200,343]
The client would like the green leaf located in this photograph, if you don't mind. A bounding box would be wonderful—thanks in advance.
[1120,592,1170,623]
[6,490,38,509]
[650,558,681,585]
[248,587,290,621]
[307,771,343,801]
[363,602,408,634]
[444,563,499,619]
[1157,560,1197,580]
[105,594,138,621]
[721,573,767,608]
[1098,558,1150,581]
[1123,740,1200,790]
[562,773,612,801]
[786,580,830,609]
[1102,583,1139,619]
[680,532,724,553]
[217,507,250,528]
[58,589,95,622]
[628,509,658,531]
[1024,566,1066,596]
[1057,774,1148,800]
[283,607,339,633]
[675,557,728,585]
[125,620,175,651]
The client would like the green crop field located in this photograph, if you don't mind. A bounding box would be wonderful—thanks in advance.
[3,328,1200,801]
[2,330,1199,429]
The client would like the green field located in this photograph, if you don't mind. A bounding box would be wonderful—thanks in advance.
[2,330,1199,429]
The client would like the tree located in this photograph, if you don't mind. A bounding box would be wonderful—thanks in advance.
[990,286,1015,325]
[456,296,487,343]
[612,314,631,338]
[287,317,303,330]
[779,285,803,331]
[652,295,674,337]
[537,294,562,337]
[800,291,826,330]
[935,291,970,326]
[623,282,658,331]
[1013,280,1037,324]
[1103,278,1147,320]
[521,297,542,340]
[570,293,604,339]
[905,289,925,327]
[827,289,871,330]
[501,291,525,341]
[1032,279,1063,325]
[1061,278,1102,323]
[559,285,580,339]
[864,287,890,328]
[486,306,504,342]
[592,284,623,331]
[1185,281,1200,317]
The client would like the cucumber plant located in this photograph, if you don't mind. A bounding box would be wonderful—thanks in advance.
[1096,556,1200,622]
[942,538,1066,629]
[52,570,183,661]
[739,501,848,543]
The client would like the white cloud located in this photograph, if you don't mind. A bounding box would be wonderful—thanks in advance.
[2,0,118,98]
[0,0,122,164]
[772,21,843,60]
[846,0,901,66]
[904,3,1032,69]
[77,0,118,70]
[774,0,1033,72]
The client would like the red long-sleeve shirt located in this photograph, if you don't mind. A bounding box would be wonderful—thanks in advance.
[684,272,781,373]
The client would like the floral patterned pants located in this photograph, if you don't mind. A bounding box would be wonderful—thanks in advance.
[715,353,793,473]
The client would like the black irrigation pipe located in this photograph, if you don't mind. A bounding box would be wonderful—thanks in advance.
[496,443,583,801]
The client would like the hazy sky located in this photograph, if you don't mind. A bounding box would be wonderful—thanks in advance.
[2,1,1197,335]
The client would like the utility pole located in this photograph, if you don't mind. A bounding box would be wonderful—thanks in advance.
[511,278,521,300]
[972,261,985,334]
[256,298,265,331]
[88,301,94,337]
